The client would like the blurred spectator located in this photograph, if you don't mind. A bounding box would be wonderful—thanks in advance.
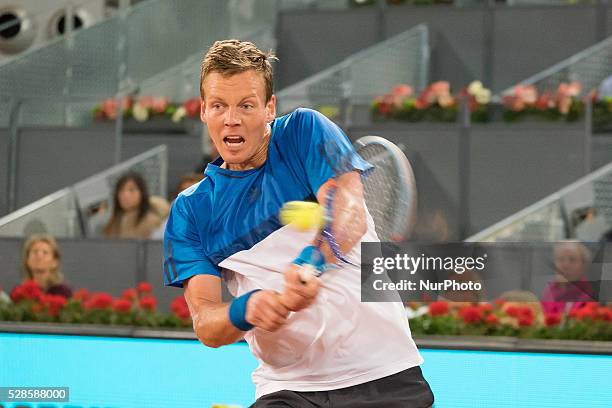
[437,267,486,304]
[20,234,72,298]
[150,173,204,240]
[598,74,612,99]
[541,241,595,316]
[172,173,205,202]
[103,172,169,239]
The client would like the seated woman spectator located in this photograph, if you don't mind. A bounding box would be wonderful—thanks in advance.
[541,241,596,316]
[103,172,169,239]
[150,173,203,240]
[21,234,72,298]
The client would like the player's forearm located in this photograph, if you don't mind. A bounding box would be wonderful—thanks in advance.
[192,302,244,348]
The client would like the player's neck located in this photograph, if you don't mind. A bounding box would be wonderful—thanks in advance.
[225,128,271,171]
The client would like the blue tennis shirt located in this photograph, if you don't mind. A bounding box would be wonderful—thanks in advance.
[163,108,371,287]
[162,108,424,398]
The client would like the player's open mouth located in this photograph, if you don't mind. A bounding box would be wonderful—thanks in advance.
[223,136,245,147]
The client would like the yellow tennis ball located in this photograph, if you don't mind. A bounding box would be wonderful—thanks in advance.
[279,201,325,231]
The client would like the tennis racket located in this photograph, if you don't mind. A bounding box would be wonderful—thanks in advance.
[353,135,417,243]
[282,134,417,281]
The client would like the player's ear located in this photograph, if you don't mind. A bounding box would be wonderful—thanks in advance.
[200,99,207,124]
[265,95,276,122]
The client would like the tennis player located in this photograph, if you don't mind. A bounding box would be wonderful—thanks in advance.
[163,39,434,407]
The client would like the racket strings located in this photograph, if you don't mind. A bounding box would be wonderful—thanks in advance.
[358,144,404,241]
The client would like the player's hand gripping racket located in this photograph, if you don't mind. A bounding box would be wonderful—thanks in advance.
[280,135,417,282]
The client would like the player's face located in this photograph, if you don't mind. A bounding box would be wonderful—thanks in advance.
[201,70,276,170]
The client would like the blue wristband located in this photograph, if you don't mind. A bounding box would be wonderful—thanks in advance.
[229,289,260,331]
[293,245,326,273]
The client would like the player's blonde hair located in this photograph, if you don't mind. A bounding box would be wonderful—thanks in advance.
[200,39,277,102]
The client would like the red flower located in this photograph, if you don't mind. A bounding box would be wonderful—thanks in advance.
[505,305,520,318]
[494,299,506,308]
[171,295,187,312]
[535,91,553,111]
[583,302,600,311]
[113,299,132,314]
[518,314,534,327]
[122,288,138,301]
[137,282,153,294]
[459,305,483,324]
[73,288,89,302]
[139,296,157,311]
[22,280,43,300]
[10,280,42,303]
[572,307,596,321]
[596,307,612,322]
[485,314,499,326]
[171,296,190,320]
[183,97,201,118]
[428,301,449,316]
[518,307,534,320]
[85,292,113,310]
[545,313,562,327]
[478,303,493,314]
[137,96,154,109]
[40,294,67,317]
[176,307,190,319]
[10,286,26,303]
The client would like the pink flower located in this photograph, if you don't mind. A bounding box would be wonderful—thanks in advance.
[137,96,155,109]
[557,81,581,98]
[391,84,413,97]
[513,85,537,105]
[430,81,450,96]
[100,97,132,119]
[101,98,118,119]
[151,97,169,114]
[557,95,572,115]
[438,93,455,108]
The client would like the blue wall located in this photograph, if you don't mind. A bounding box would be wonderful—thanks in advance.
[1,333,611,408]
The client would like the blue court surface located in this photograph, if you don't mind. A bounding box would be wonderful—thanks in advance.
[0,333,610,408]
